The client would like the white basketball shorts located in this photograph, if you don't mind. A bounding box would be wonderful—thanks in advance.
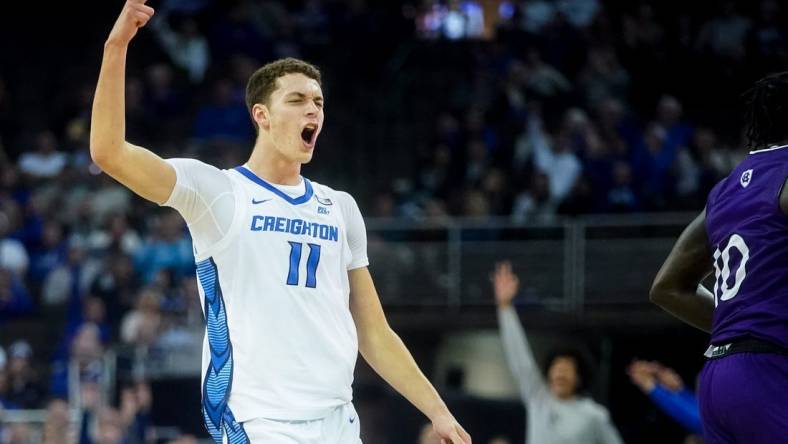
[223,403,362,444]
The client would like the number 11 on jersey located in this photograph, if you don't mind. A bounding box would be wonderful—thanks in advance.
[287,241,321,288]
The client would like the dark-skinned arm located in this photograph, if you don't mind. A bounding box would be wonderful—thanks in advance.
[780,178,788,215]
[649,210,715,332]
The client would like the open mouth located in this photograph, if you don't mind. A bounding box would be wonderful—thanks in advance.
[301,124,318,146]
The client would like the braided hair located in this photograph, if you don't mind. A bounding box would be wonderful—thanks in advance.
[742,72,788,150]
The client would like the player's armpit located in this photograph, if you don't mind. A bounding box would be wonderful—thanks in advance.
[96,141,176,205]
[649,210,715,332]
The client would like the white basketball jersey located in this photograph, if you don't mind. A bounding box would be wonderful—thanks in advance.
[163,160,368,441]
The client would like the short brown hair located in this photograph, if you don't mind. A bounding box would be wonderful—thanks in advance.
[245,58,322,128]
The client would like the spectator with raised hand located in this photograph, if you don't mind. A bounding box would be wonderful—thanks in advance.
[118,382,152,444]
[627,359,702,435]
[492,261,623,444]
[92,407,127,444]
[150,12,210,84]
[78,382,133,444]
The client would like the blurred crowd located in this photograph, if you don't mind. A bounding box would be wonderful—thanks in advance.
[0,0,786,442]
[379,0,787,221]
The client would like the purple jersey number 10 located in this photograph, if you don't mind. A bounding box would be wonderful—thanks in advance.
[712,234,750,307]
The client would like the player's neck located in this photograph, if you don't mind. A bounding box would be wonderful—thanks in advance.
[246,143,303,186]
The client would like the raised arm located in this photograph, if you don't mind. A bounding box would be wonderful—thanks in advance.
[492,261,550,403]
[649,210,715,332]
[90,0,176,205]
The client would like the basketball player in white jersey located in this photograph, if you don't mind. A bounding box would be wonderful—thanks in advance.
[90,1,472,443]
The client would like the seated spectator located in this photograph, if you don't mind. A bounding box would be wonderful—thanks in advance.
[86,214,141,258]
[49,323,105,400]
[17,131,67,180]
[0,205,29,278]
[511,172,555,223]
[0,268,33,320]
[120,287,164,348]
[606,161,639,212]
[463,138,490,188]
[41,236,102,308]
[632,123,676,208]
[87,174,133,228]
[0,348,16,410]
[90,254,140,327]
[133,211,194,284]
[5,340,44,409]
[692,127,733,196]
[28,220,68,285]
[655,95,694,155]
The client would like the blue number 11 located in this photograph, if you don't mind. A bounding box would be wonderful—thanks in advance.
[286,242,321,288]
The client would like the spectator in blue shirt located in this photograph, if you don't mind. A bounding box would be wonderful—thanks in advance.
[134,211,194,284]
[628,359,703,435]
[0,268,33,321]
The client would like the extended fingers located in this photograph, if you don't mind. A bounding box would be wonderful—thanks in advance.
[458,425,472,444]
[448,430,464,444]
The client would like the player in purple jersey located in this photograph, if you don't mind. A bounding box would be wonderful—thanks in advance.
[650,72,788,444]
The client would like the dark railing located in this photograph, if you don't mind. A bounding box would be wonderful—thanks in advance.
[365,213,694,309]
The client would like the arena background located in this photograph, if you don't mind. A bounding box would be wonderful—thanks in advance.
[0,0,783,442]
